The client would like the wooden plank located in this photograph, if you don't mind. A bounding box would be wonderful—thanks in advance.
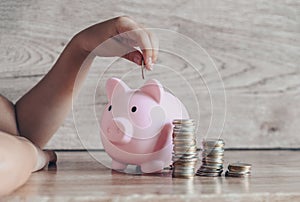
[3,151,300,201]
[0,0,299,149]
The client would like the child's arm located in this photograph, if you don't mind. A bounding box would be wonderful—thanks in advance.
[15,16,158,147]
[75,16,158,69]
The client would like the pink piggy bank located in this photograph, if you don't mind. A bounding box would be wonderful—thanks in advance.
[100,77,189,173]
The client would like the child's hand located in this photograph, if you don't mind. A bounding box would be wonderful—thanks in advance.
[75,16,158,70]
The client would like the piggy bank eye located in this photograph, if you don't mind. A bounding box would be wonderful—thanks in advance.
[108,105,112,111]
[131,106,137,113]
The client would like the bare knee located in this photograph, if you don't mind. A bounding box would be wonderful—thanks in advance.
[0,131,35,196]
[0,95,19,135]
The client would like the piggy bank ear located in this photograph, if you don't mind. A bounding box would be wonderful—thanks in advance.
[106,78,130,101]
[140,79,163,103]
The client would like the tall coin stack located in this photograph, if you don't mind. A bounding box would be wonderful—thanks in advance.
[172,119,198,178]
[196,139,225,177]
[225,163,251,177]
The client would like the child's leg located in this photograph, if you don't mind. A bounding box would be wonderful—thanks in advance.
[0,95,19,136]
[0,95,56,196]
[0,132,55,196]
[0,132,36,196]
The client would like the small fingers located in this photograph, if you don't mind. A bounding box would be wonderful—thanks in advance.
[145,29,159,64]
[122,50,143,66]
[115,16,158,70]
[126,29,153,70]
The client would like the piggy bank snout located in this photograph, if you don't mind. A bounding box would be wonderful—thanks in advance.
[106,117,133,145]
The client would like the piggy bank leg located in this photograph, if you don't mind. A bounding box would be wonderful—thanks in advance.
[111,159,127,170]
[141,160,164,173]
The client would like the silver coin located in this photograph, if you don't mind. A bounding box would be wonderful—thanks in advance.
[173,133,196,137]
[173,144,197,149]
[173,167,196,170]
[173,157,198,161]
[141,60,145,80]
[197,169,223,174]
[172,119,199,178]
[173,123,195,127]
[225,171,251,177]
[172,155,198,159]
[202,156,224,160]
[196,172,221,177]
[228,163,252,170]
[173,152,198,155]
[198,168,223,173]
[173,131,195,135]
[173,140,196,144]
[173,129,195,134]
[173,167,196,171]
[173,135,196,139]
[174,146,197,150]
[173,139,196,143]
[202,150,224,154]
[227,170,251,175]
[173,162,198,167]
[173,171,195,175]
[202,142,224,146]
[173,119,195,123]
[172,172,195,176]
[173,136,196,140]
[173,125,195,129]
[173,155,198,159]
[200,165,223,170]
[173,154,198,159]
[173,169,195,173]
[201,162,223,167]
[202,159,224,164]
[173,172,195,176]
[203,138,224,143]
[174,144,197,147]
[173,151,198,155]
[173,152,198,156]
[173,126,195,129]
[228,168,251,173]
[203,141,225,147]
[202,151,224,156]
[173,124,195,128]
[172,174,195,179]
[202,142,225,147]
[203,146,225,151]
[173,157,198,162]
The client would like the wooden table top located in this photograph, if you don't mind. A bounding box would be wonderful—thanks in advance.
[3,150,300,201]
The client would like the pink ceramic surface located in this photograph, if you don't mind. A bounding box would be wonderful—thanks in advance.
[100,77,189,173]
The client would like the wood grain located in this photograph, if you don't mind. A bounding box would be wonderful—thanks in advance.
[0,0,299,149]
[3,151,300,201]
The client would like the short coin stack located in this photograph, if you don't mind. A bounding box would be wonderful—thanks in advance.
[196,139,225,177]
[225,163,252,177]
[172,119,198,178]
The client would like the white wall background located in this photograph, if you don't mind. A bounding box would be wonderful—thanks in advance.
[0,0,299,149]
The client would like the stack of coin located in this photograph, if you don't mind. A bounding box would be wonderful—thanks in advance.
[172,119,198,178]
[196,139,225,177]
[225,163,251,177]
